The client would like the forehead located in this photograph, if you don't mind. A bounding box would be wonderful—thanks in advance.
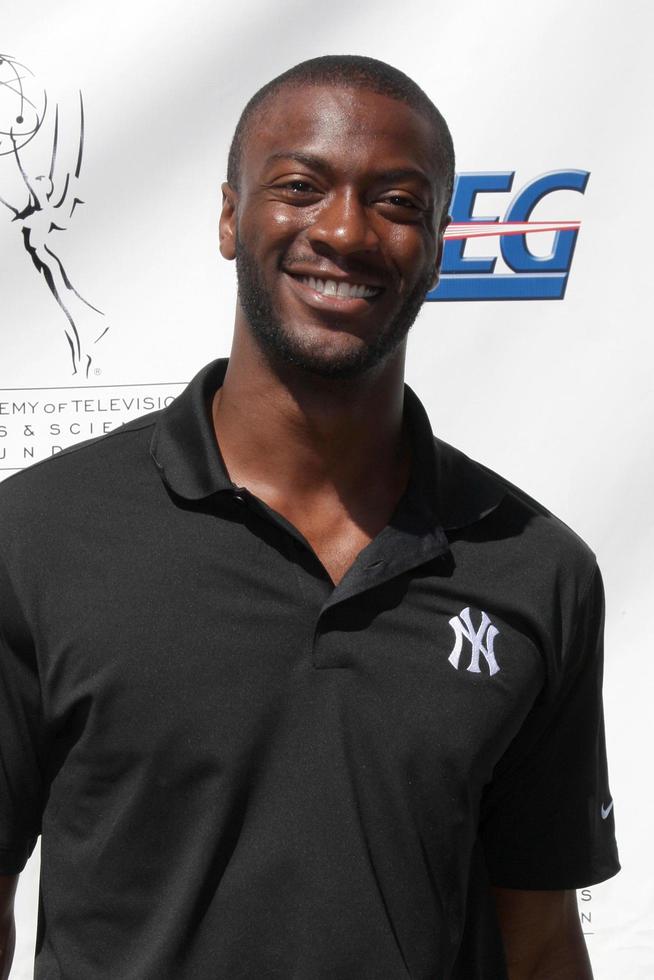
[241,84,441,186]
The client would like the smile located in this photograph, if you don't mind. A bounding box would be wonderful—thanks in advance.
[295,276,382,300]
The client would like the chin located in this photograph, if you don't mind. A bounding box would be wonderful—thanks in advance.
[272,331,398,380]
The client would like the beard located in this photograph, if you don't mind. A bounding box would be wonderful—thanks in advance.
[235,239,433,380]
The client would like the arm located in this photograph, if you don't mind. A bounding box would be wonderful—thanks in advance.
[492,887,592,980]
[0,875,18,980]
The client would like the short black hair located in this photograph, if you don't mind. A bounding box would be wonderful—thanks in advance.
[226,54,455,212]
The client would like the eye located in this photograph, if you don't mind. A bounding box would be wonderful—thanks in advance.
[278,179,317,194]
[270,178,323,205]
[381,194,420,210]
[376,191,431,224]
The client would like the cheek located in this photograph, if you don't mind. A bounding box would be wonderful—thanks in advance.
[386,228,434,280]
[240,205,306,250]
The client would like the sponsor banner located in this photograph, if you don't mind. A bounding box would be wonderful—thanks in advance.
[0,382,185,472]
[428,170,589,301]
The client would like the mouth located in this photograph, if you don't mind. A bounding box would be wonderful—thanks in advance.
[293,275,383,300]
[283,271,386,315]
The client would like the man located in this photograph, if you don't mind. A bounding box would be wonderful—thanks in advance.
[0,55,619,979]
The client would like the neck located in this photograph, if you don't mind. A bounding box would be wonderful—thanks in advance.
[212,322,410,505]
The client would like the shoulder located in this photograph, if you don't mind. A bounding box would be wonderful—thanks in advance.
[0,410,161,539]
[434,439,604,682]
[436,435,598,594]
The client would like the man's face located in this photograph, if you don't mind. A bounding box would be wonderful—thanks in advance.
[220,84,449,379]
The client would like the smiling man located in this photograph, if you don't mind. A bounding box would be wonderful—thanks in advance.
[0,56,619,979]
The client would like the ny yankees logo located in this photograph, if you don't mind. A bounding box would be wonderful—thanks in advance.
[448,607,501,676]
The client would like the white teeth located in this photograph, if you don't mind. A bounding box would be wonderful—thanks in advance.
[297,276,380,299]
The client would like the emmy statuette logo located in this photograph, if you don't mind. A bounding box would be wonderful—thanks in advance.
[0,52,106,378]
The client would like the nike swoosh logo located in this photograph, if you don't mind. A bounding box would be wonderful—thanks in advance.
[601,801,614,820]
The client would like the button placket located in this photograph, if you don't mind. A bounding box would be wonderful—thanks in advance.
[221,480,451,673]
[311,525,450,670]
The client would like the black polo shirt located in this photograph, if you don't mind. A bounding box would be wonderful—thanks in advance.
[0,358,619,979]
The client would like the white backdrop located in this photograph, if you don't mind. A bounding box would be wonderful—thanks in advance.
[2,1,652,976]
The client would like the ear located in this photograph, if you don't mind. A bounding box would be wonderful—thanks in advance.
[429,211,451,292]
[219,181,238,261]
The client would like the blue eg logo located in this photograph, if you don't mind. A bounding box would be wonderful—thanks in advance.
[428,170,590,301]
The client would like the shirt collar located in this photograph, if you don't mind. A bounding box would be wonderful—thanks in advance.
[150,359,234,499]
[150,358,506,532]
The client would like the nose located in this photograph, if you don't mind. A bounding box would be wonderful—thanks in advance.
[307,188,380,256]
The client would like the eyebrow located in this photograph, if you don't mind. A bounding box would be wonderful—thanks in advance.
[262,152,433,189]
[264,152,332,174]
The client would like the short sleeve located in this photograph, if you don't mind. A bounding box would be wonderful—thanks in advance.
[0,550,44,874]
[480,562,620,889]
